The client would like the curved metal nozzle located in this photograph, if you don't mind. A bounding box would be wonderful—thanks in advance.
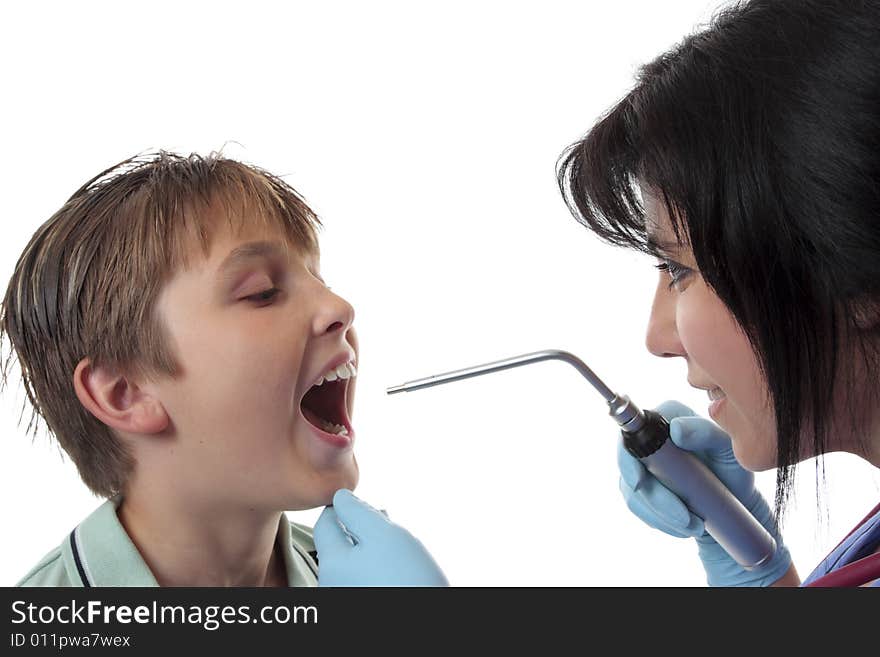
[387,349,649,432]
[385,349,617,401]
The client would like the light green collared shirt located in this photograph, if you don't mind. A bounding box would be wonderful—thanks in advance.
[17,496,319,587]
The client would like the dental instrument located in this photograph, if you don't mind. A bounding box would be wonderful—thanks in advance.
[387,349,777,569]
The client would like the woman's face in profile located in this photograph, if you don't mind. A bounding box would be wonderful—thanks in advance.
[639,185,778,471]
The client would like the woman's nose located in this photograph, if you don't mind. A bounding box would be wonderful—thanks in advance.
[645,278,685,358]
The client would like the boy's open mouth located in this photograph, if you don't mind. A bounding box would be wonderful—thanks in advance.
[300,362,355,437]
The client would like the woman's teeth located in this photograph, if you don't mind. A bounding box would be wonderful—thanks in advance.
[318,418,349,436]
[708,387,726,401]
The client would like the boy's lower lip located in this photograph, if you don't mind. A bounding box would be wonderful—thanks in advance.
[299,410,355,449]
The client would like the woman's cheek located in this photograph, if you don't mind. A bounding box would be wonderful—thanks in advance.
[675,294,716,363]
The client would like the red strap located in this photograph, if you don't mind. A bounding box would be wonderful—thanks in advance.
[805,552,880,587]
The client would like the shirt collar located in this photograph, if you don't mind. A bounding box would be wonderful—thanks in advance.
[63,496,317,587]
[63,495,158,586]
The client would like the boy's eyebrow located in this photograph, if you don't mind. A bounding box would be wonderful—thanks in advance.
[215,240,287,279]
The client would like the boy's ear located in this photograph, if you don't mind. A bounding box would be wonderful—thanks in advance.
[72,358,169,435]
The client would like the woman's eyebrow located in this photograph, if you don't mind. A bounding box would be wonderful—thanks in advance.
[646,235,681,256]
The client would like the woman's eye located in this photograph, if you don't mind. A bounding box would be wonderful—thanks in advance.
[244,288,281,304]
[654,260,692,291]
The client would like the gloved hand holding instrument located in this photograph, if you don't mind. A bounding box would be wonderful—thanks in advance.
[618,400,792,586]
[388,349,790,585]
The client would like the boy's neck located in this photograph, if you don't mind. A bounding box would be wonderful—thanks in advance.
[116,489,288,587]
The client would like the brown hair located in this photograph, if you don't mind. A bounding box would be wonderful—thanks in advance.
[0,151,322,497]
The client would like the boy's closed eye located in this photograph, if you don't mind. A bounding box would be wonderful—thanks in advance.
[244,287,281,304]
[231,269,280,304]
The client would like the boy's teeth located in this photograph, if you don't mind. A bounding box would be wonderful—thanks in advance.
[314,361,357,387]
[318,419,349,436]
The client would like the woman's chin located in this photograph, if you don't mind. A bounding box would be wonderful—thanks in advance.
[730,440,776,472]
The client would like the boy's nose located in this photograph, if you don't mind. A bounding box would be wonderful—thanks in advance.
[645,277,685,359]
[313,288,356,337]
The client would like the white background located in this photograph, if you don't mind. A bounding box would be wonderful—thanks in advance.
[1,0,878,587]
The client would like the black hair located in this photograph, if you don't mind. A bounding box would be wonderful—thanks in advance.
[557,0,880,520]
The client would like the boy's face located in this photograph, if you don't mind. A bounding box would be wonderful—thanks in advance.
[146,220,359,510]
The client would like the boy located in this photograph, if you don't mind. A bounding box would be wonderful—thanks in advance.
[4,152,446,586]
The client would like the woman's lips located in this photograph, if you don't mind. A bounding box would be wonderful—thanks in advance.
[708,387,726,419]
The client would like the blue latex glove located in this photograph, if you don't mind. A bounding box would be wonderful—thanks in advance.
[313,489,449,586]
[617,400,792,586]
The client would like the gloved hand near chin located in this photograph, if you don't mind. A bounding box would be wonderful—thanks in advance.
[313,489,449,586]
[617,400,792,586]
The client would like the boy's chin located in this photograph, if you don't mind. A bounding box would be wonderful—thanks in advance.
[309,464,360,508]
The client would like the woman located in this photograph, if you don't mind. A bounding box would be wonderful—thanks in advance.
[557,0,880,586]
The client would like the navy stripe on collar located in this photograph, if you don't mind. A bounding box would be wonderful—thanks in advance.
[69,530,91,587]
